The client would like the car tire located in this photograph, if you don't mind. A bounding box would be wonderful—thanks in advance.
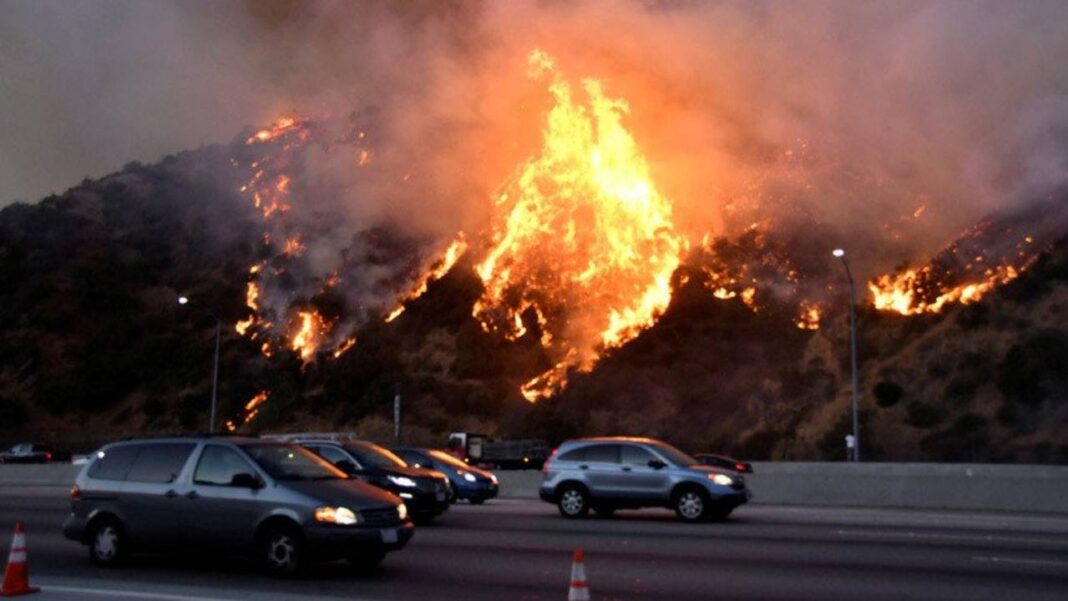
[468,498,485,506]
[673,488,710,523]
[557,484,590,519]
[347,549,386,574]
[261,524,306,578]
[88,519,127,567]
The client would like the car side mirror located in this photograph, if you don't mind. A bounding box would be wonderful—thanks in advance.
[647,459,667,470]
[335,460,357,474]
[231,473,263,489]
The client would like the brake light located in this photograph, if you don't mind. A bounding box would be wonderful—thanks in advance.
[70,485,81,500]
[542,448,559,474]
[736,463,746,472]
[45,452,53,462]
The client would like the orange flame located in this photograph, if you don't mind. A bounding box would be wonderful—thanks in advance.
[385,234,468,323]
[868,264,1021,315]
[290,311,329,362]
[473,50,685,401]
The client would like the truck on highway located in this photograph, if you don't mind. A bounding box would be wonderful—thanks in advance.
[446,432,550,470]
[0,442,71,464]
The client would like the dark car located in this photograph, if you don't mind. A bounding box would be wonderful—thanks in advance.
[0,443,71,464]
[393,448,499,504]
[694,453,754,474]
[300,440,452,523]
[63,437,413,576]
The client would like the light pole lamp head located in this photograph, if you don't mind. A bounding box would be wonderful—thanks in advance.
[178,296,189,305]
[832,248,845,258]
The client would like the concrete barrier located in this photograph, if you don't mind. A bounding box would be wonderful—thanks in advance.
[4,463,1066,514]
[499,462,1068,514]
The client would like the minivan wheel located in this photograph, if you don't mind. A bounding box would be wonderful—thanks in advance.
[262,526,305,577]
[88,520,126,567]
[674,489,709,522]
[557,485,589,518]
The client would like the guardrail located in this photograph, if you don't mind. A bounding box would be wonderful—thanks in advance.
[4,462,1066,514]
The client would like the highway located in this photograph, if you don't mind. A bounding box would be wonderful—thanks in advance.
[2,486,1067,600]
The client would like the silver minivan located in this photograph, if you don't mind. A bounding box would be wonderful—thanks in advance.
[63,436,413,576]
[539,437,750,522]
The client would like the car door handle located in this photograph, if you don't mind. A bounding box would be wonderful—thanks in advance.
[579,465,589,470]
[164,490,178,499]
[621,466,632,472]
[185,491,199,500]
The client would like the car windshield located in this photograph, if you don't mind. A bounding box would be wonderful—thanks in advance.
[648,442,698,467]
[428,449,475,470]
[346,443,407,469]
[241,444,346,481]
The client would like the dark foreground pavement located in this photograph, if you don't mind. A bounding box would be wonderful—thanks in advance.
[2,486,1066,600]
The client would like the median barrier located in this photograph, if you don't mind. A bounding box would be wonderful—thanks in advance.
[4,462,1066,514]
[496,463,1068,514]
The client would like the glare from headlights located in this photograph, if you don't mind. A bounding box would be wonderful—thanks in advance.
[459,470,477,483]
[387,475,418,488]
[710,473,734,486]
[314,506,359,525]
[397,503,408,521]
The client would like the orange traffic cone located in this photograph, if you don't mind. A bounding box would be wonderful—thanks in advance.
[568,547,590,601]
[0,523,38,596]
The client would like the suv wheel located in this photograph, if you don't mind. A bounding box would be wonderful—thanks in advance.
[557,485,589,518]
[88,520,126,567]
[674,489,709,522]
[262,525,305,577]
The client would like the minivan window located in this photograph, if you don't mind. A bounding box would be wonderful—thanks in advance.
[126,443,196,483]
[194,445,258,486]
[242,444,345,481]
[584,444,620,464]
[621,445,655,465]
[88,445,140,481]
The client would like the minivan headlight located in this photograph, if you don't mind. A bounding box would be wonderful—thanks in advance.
[397,503,408,521]
[315,506,360,525]
[387,475,417,488]
[709,473,735,486]
[458,470,477,483]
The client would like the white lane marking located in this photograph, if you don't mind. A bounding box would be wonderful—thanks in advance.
[40,584,381,601]
[834,529,1068,547]
[972,556,1068,567]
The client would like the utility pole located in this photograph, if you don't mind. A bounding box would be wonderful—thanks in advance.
[832,249,861,462]
[179,295,222,433]
[393,383,402,445]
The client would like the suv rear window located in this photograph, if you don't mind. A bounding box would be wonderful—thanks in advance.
[126,443,196,483]
[88,445,140,481]
[585,444,620,463]
[557,447,586,462]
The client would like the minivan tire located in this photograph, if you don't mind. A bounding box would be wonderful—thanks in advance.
[261,524,306,577]
[673,488,710,522]
[88,519,127,567]
[557,484,589,518]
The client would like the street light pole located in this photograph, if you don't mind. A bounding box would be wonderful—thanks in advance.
[832,249,861,462]
[179,295,222,433]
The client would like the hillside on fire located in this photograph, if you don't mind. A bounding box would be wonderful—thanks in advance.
[1,128,1065,461]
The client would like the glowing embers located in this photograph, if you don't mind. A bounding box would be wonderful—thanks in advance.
[473,50,685,401]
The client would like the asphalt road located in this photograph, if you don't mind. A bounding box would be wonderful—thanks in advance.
[2,486,1067,601]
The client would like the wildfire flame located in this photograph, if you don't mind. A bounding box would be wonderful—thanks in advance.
[473,50,685,401]
[225,390,270,432]
[290,311,329,362]
[385,234,469,323]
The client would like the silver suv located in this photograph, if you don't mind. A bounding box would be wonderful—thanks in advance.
[63,436,413,576]
[539,437,750,522]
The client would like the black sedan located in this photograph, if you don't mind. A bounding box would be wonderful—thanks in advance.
[301,440,453,523]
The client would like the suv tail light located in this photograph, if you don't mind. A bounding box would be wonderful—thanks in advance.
[70,485,81,500]
[542,448,558,474]
[735,463,746,472]
[45,452,53,462]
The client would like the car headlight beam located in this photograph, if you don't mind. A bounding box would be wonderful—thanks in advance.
[710,473,734,486]
[314,506,360,525]
[387,475,418,488]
